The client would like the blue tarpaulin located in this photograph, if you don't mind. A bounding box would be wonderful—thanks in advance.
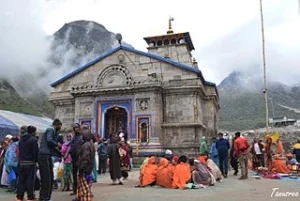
[0,110,53,140]
[0,115,19,139]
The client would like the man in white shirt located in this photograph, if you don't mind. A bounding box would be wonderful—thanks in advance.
[251,138,265,169]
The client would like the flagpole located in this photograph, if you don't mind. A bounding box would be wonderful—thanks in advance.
[259,0,269,134]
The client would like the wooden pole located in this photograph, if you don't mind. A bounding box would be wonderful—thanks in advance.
[259,0,269,134]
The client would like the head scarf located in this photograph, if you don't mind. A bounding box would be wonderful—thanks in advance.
[193,160,211,184]
[158,158,169,170]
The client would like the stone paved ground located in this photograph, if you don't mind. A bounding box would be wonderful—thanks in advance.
[1,170,299,201]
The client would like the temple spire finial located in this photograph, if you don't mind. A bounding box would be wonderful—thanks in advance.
[167,16,174,34]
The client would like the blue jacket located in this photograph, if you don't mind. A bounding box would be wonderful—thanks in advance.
[210,142,218,158]
[216,138,230,155]
[5,142,19,171]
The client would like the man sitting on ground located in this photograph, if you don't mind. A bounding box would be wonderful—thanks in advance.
[156,158,173,188]
[172,155,191,189]
[139,156,157,187]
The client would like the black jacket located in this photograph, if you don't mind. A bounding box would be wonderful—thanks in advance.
[38,127,61,156]
[19,134,39,165]
[70,133,82,159]
[78,134,95,175]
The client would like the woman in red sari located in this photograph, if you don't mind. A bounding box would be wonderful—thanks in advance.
[119,141,130,179]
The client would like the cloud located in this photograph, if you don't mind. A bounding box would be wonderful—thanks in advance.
[1,0,298,93]
[0,0,50,79]
[197,0,300,85]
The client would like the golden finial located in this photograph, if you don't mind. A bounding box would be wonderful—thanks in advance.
[167,16,174,34]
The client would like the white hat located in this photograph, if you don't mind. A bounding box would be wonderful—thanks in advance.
[5,134,13,139]
[165,149,173,155]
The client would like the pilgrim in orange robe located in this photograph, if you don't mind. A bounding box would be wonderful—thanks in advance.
[276,139,284,155]
[141,157,158,186]
[156,158,173,188]
[172,160,191,189]
[271,155,290,174]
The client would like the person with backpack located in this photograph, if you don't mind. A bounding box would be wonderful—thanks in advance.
[16,125,39,201]
[97,139,108,175]
[38,118,63,201]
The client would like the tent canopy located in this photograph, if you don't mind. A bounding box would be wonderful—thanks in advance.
[0,110,53,140]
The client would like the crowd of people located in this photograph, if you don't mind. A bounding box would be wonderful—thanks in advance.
[136,132,300,189]
[0,119,133,201]
[1,120,300,200]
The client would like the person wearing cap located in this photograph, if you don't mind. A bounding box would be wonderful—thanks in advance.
[69,123,82,196]
[16,125,39,201]
[164,149,173,162]
[38,118,62,201]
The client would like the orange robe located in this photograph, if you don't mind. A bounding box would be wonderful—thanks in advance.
[172,162,191,189]
[198,156,208,164]
[141,157,158,186]
[272,159,290,174]
[276,141,284,155]
[156,158,173,188]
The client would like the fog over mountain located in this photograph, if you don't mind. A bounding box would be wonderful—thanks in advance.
[0,1,130,117]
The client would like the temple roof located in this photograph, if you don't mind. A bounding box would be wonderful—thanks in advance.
[143,32,195,51]
[50,45,215,89]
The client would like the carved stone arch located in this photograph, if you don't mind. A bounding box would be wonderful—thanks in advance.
[97,65,133,87]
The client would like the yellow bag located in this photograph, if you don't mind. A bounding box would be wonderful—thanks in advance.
[57,168,63,180]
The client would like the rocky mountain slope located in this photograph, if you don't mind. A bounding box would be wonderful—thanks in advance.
[218,71,300,131]
[0,80,43,116]
[1,20,129,117]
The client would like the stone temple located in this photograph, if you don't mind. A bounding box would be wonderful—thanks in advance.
[49,19,219,159]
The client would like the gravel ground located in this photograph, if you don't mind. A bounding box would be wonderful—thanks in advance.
[1,170,299,201]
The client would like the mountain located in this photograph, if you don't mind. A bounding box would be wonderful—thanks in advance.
[0,80,43,116]
[1,20,132,117]
[49,20,131,68]
[218,71,300,131]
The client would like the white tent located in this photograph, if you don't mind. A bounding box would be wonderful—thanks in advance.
[0,110,52,139]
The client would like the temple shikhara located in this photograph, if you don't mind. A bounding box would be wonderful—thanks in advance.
[49,18,219,159]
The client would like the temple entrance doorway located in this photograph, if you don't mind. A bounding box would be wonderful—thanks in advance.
[104,106,128,139]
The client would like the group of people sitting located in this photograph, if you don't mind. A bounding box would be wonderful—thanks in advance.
[248,135,300,178]
[136,153,223,189]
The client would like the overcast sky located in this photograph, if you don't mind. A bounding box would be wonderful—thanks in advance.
[2,0,300,85]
